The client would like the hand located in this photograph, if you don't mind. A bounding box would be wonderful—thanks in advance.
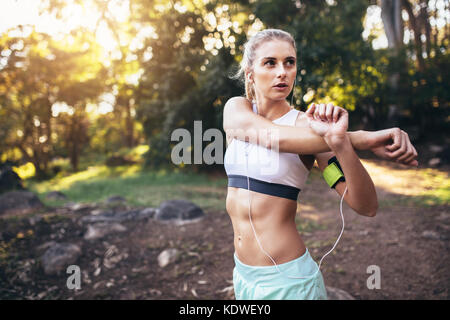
[367,128,419,167]
[305,103,348,145]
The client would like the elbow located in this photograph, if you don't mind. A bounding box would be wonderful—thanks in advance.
[365,207,378,218]
[356,201,378,218]
[359,202,378,218]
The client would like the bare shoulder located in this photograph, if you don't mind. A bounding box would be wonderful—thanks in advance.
[224,96,252,110]
[223,96,253,132]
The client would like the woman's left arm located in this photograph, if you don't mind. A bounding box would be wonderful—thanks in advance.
[315,146,378,218]
[306,103,378,217]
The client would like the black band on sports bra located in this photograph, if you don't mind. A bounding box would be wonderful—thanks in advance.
[227,174,300,201]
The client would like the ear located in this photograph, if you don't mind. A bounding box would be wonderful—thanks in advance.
[246,71,253,82]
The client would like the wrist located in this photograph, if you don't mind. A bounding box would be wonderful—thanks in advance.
[324,133,351,151]
[348,130,370,150]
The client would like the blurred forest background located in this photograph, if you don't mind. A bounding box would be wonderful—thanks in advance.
[0,0,448,188]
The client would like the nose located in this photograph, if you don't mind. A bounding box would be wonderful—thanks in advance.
[276,63,287,78]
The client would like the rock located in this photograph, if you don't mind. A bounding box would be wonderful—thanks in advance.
[157,248,179,268]
[326,286,355,300]
[28,215,43,226]
[81,211,117,223]
[428,158,441,167]
[0,166,24,194]
[436,212,450,222]
[105,195,127,204]
[36,241,58,254]
[84,222,127,240]
[103,245,128,269]
[139,207,157,219]
[64,202,93,212]
[90,209,107,216]
[421,230,441,240]
[40,243,81,275]
[81,207,157,224]
[0,191,43,215]
[45,191,67,201]
[155,199,204,222]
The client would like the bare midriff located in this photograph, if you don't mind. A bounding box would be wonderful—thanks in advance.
[226,186,306,266]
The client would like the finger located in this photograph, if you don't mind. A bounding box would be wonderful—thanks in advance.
[397,131,411,162]
[314,103,322,121]
[397,131,417,163]
[337,107,348,125]
[332,105,340,122]
[386,128,402,152]
[404,141,419,164]
[325,103,334,122]
[306,103,315,119]
[396,133,413,162]
[390,132,407,160]
[318,103,326,121]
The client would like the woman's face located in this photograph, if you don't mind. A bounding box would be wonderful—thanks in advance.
[249,40,297,102]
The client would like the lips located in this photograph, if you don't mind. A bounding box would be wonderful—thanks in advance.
[274,83,288,87]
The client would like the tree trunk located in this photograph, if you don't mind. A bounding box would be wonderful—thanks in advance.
[125,100,135,148]
[380,0,405,125]
[381,0,404,50]
[419,0,432,59]
[402,0,426,71]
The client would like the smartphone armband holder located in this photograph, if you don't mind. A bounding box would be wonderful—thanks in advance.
[323,156,345,188]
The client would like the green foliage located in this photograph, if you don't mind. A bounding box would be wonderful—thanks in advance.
[0,26,107,177]
[134,3,242,170]
[0,0,448,175]
[27,164,228,211]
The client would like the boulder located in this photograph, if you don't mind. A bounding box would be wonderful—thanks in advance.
[0,191,43,215]
[157,248,179,268]
[326,286,355,300]
[84,222,127,240]
[40,243,82,275]
[81,208,157,224]
[0,166,24,194]
[155,199,204,222]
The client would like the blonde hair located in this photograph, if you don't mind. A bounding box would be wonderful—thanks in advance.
[229,29,297,102]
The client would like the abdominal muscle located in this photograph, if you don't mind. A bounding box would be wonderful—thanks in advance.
[226,186,306,266]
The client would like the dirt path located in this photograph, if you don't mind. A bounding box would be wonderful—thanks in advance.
[0,160,448,299]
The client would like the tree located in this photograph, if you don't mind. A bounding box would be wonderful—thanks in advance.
[0,26,107,176]
[133,0,243,170]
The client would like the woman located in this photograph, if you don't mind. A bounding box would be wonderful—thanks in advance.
[223,29,418,300]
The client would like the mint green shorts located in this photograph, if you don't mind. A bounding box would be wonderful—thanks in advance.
[233,248,328,300]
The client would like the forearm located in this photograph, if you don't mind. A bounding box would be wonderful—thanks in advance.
[226,114,330,154]
[223,98,372,154]
[229,122,371,155]
[326,135,378,217]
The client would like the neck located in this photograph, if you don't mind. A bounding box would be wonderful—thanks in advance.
[254,94,291,121]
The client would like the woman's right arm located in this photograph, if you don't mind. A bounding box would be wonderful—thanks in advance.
[223,96,331,154]
[223,97,418,166]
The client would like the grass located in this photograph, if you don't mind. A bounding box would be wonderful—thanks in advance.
[26,165,226,210]
[25,165,228,212]
[14,145,225,212]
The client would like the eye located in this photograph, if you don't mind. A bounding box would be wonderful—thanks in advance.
[264,60,275,66]
[286,59,295,65]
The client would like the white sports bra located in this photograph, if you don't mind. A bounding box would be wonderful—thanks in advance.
[224,101,310,201]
